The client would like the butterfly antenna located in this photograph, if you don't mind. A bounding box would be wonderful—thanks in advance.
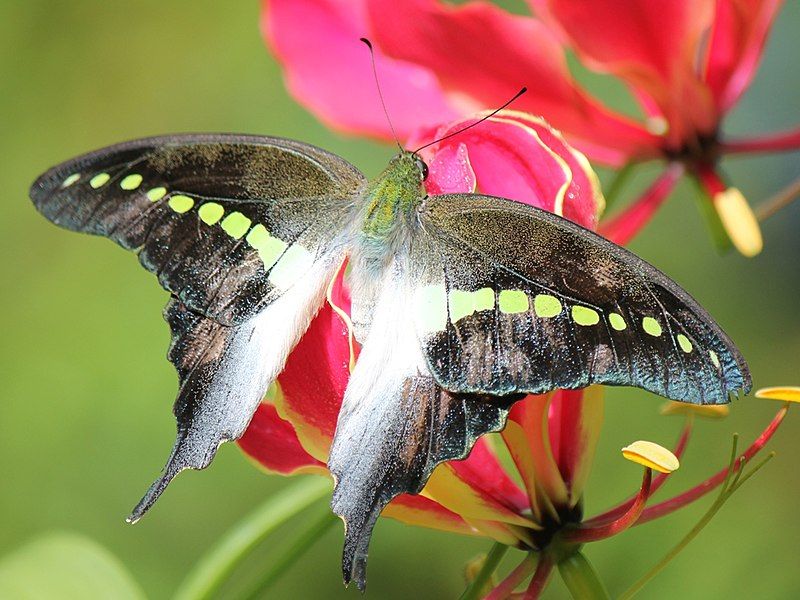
[412,87,528,154]
[360,37,403,151]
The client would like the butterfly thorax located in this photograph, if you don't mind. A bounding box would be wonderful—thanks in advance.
[359,153,425,242]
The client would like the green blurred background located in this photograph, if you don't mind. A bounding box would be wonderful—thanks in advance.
[1,1,799,598]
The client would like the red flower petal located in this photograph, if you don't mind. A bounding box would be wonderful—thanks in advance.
[262,0,458,140]
[422,439,535,528]
[533,0,718,145]
[369,0,656,164]
[546,387,604,505]
[273,265,354,461]
[421,113,603,230]
[704,0,783,112]
[383,494,480,537]
[238,402,326,474]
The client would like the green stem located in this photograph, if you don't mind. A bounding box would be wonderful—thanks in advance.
[618,451,775,600]
[603,162,637,210]
[558,552,610,600]
[174,476,332,600]
[460,542,509,600]
[238,507,338,599]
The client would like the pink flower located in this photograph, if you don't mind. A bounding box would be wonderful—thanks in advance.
[263,0,800,255]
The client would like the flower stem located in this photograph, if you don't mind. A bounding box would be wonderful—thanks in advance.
[562,468,652,543]
[237,506,338,599]
[635,405,788,525]
[460,542,509,600]
[558,552,610,600]
[583,418,692,527]
[756,176,800,221]
[618,444,776,599]
[174,476,332,600]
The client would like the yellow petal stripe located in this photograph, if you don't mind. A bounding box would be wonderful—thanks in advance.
[621,440,680,473]
[755,387,800,403]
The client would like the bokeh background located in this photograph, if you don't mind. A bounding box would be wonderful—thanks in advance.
[1,1,799,598]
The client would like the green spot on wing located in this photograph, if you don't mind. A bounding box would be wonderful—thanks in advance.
[642,316,662,337]
[198,202,224,225]
[119,174,143,190]
[62,173,80,188]
[473,287,494,312]
[448,289,475,323]
[677,334,693,353]
[533,294,561,318]
[498,290,529,314]
[146,187,167,202]
[221,212,251,239]
[709,350,720,368]
[246,224,287,270]
[572,305,600,326]
[90,173,110,188]
[609,312,627,331]
[168,194,194,213]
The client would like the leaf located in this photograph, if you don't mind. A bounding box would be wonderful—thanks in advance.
[0,532,144,600]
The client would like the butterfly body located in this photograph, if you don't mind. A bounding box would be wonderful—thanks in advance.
[30,134,750,590]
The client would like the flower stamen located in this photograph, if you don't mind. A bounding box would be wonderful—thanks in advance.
[635,403,788,525]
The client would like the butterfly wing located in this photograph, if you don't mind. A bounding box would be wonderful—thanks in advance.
[411,193,751,403]
[30,135,365,517]
[30,134,364,325]
[328,267,514,589]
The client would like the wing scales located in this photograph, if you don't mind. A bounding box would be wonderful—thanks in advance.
[413,194,750,404]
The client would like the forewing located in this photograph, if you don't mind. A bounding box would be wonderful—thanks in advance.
[29,134,364,325]
[413,194,750,405]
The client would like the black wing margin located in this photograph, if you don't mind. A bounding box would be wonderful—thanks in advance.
[413,194,750,405]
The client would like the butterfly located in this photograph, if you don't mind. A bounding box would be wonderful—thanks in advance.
[30,133,750,590]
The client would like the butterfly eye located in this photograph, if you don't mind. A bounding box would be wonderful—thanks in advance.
[415,157,429,181]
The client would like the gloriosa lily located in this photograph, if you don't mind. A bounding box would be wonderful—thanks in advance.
[263,0,800,256]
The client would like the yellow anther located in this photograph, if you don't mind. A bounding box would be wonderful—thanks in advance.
[713,187,763,257]
[621,440,680,473]
[659,401,729,419]
[755,387,800,403]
